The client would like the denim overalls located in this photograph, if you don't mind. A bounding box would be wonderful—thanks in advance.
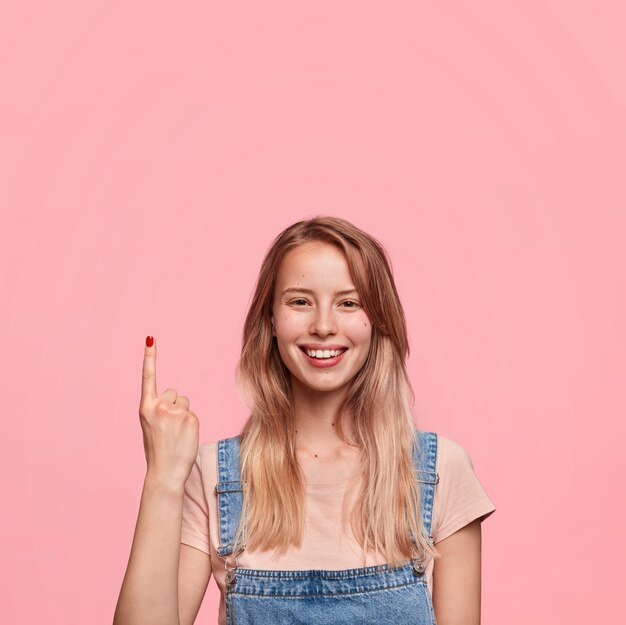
[214,429,439,625]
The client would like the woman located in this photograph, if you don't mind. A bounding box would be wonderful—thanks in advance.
[114,216,496,625]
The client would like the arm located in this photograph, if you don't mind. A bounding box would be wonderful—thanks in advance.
[113,475,186,625]
[114,337,212,625]
[178,544,212,625]
[113,474,213,625]
[432,518,482,625]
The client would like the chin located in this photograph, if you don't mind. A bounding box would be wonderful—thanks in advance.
[300,378,350,394]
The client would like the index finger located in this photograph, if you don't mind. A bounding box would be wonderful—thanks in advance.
[141,335,157,401]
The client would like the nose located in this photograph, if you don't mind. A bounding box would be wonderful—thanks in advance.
[309,303,338,337]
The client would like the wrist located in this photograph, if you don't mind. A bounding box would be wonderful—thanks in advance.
[144,471,186,497]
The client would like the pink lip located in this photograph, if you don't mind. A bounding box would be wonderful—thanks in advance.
[299,346,348,368]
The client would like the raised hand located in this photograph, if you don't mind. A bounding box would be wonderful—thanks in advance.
[139,336,199,489]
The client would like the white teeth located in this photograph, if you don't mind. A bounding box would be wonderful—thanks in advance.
[305,348,345,359]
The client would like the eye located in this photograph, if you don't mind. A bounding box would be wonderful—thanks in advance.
[290,298,309,306]
[341,300,360,308]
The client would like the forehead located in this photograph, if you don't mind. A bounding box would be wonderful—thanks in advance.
[276,242,352,284]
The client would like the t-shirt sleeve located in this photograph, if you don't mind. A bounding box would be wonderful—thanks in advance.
[180,444,211,555]
[433,435,496,544]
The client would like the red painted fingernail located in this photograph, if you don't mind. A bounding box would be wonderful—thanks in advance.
[146,336,154,347]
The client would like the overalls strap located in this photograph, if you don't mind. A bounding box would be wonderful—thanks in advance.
[214,435,245,557]
[412,429,440,545]
[215,429,439,557]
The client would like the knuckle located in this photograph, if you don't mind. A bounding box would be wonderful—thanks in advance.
[155,400,170,416]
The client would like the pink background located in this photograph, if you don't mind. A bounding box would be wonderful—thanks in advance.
[1,2,624,623]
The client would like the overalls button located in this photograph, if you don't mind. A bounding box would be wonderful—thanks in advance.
[412,559,425,576]
[225,570,237,586]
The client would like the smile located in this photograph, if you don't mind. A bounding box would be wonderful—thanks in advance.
[298,346,348,368]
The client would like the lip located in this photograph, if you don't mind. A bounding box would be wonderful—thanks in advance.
[298,345,348,368]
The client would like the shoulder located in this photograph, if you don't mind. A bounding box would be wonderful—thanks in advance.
[198,435,239,456]
[435,434,475,472]
[416,430,474,472]
[188,441,220,488]
[428,432,497,542]
[195,436,240,476]
[197,440,218,463]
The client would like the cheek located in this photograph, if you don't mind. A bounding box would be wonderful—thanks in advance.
[347,313,372,344]
[275,314,301,338]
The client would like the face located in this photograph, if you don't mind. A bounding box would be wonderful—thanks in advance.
[271,241,373,398]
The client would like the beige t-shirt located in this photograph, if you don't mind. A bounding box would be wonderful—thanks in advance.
[180,434,496,624]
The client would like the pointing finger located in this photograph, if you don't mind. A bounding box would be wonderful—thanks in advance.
[141,335,157,401]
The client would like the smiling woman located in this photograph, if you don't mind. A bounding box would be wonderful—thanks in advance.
[113,216,496,625]
[231,218,436,574]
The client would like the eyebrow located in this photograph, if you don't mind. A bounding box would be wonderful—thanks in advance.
[281,287,359,297]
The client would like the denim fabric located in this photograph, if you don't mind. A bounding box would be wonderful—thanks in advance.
[214,429,439,625]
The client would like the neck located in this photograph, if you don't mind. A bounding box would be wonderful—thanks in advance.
[290,378,357,449]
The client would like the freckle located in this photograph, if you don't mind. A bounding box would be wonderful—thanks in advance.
[332,422,335,426]
[314,454,318,458]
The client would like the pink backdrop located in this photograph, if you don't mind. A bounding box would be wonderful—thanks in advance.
[1,2,624,623]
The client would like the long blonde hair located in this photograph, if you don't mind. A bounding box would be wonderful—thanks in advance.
[234,216,439,566]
